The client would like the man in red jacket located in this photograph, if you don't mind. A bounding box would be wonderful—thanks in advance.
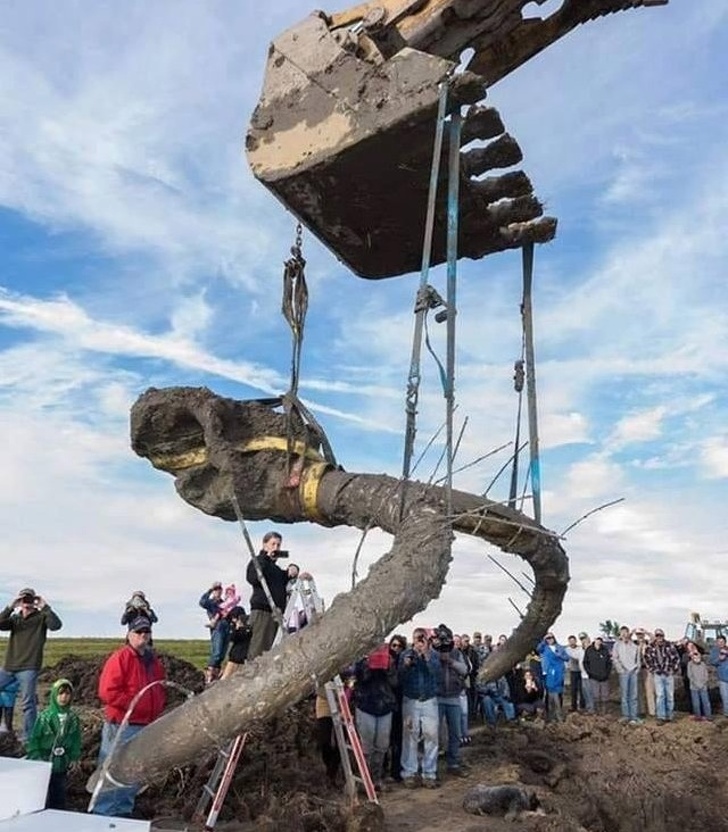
[92,616,166,818]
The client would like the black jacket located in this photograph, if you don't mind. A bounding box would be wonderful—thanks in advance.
[246,554,288,612]
[583,644,612,682]
[353,659,398,717]
[228,624,253,664]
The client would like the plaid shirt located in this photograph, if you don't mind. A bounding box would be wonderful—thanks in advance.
[644,640,680,675]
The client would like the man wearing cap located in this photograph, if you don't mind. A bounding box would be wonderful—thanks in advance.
[577,633,595,714]
[0,587,62,740]
[93,616,166,817]
[536,633,570,722]
[634,628,655,717]
[644,628,680,724]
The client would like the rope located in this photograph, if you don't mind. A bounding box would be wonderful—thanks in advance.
[279,223,338,470]
[281,222,307,399]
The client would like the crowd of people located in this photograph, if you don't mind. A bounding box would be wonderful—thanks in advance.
[0,585,165,817]
[318,624,728,792]
[198,529,318,684]
[2,553,728,814]
[0,529,314,818]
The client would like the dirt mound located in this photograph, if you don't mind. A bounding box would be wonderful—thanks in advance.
[383,714,728,832]
[9,656,728,831]
[39,652,204,707]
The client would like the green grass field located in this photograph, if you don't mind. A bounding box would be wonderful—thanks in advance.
[42,637,210,669]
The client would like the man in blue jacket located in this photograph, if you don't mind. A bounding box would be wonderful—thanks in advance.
[537,632,569,723]
[399,628,442,788]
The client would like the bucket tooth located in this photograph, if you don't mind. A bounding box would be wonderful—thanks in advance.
[246,13,553,278]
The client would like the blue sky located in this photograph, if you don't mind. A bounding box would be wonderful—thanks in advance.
[0,2,726,644]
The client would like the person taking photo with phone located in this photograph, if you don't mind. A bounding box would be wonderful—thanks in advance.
[0,586,63,741]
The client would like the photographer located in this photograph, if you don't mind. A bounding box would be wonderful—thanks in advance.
[221,607,253,680]
[0,587,62,741]
[434,624,469,777]
[246,531,312,660]
[399,627,442,788]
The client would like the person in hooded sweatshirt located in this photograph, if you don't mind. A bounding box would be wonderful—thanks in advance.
[26,678,82,809]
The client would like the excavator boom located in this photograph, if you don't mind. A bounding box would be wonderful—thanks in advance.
[246,0,668,278]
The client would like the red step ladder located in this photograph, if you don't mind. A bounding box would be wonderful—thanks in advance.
[325,676,378,804]
[193,732,248,830]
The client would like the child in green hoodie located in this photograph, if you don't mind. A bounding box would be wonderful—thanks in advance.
[26,678,82,810]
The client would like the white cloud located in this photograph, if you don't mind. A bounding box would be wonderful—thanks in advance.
[700,437,728,479]
[610,406,667,447]
[563,455,625,502]
[0,1,725,646]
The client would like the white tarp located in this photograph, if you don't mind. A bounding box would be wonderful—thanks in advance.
[0,758,150,831]
[0,809,150,831]
[0,757,50,821]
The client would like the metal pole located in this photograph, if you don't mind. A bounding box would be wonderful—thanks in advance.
[444,110,461,517]
[230,493,284,630]
[402,82,449,480]
[521,241,542,525]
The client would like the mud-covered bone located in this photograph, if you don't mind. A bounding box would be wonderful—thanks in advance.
[110,386,568,787]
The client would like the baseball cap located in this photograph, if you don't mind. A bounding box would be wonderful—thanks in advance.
[128,617,152,633]
[654,629,665,637]
[634,628,645,635]
[18,587,36,598]
[578,632,588,639]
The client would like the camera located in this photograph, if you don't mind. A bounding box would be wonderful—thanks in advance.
[20,595,35,605]
[430,623,454,653]
[275,550,289,559]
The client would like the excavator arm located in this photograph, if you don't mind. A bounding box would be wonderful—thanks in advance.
[246,0,668,278]
[328,0,668,83]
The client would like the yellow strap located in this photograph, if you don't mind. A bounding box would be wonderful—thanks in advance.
[241,437,325,462]
[299,461,329,524]
[149,435,326,473]
[149,447,207,472]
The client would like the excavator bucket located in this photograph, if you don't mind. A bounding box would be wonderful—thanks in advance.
[246,2,668,279]
[246,13,553,279]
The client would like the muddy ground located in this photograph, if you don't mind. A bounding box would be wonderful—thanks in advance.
[2,654,727,832]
